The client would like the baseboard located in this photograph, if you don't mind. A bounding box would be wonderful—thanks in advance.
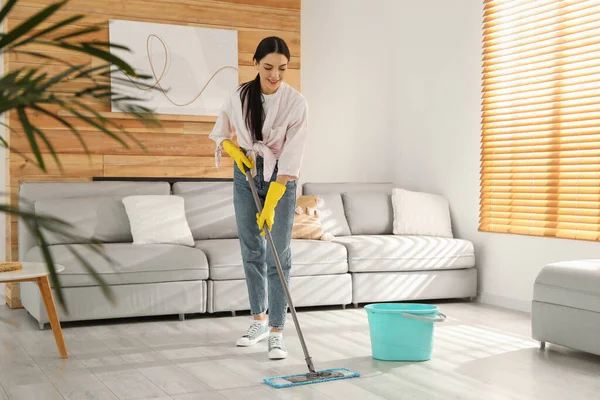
[478,292,531,313]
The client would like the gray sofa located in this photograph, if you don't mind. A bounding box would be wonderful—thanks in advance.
[16,180,477,329]
[302,183,477,305]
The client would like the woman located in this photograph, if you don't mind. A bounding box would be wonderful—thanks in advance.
[209,36,308,359]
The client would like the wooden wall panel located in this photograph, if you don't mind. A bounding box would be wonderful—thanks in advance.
[4,0,301,305]
[103,155,234,178]
[11,1,300,32]
[11,154,104,177]
[8,18,300,56]
[214,0,300,10]
[10,130,218,156]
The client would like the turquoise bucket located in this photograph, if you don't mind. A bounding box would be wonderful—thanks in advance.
[364,303,446,361]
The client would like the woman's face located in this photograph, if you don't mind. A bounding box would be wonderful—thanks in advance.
[255,52,288,94]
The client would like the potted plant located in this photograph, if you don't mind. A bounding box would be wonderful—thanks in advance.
[0,0,162,313]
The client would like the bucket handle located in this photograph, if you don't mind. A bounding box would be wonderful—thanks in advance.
[401,312,446,323]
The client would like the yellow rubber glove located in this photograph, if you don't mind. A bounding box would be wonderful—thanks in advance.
[222,139,253,173]
[256,181,287,236]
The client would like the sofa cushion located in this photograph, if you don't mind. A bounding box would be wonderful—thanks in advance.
[172,182,238,240]
[534,259,600,313]
[122,195,195,247]
[24,243,209,287]
[333,235,475,272]
[195,239,348,280]
[342,192,393,235]
[302,182,394,237]
[392,188,453,238]
[33,196,134,245]
[19,181,170,259]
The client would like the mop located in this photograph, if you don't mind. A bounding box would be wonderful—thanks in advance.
[245,169,360,389]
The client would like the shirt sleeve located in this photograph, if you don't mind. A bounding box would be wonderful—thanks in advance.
[208,94,234,168]
[277,97,308,179]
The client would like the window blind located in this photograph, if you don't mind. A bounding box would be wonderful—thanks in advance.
[480,0,600,241]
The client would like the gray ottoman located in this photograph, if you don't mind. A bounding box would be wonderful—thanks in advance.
[532,259,600,356]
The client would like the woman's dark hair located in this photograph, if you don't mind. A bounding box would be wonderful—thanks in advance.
[239,36,290,142]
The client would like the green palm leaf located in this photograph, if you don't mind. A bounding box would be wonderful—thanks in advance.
[31,104,91,157]
[0,0,68,49]
[0,201,121,312]
[0,0,165,312]
[0,0,18,24]
[53,25,102,41]
[16,106,49,171]
[11,15,87,47]
[47,41,137,76]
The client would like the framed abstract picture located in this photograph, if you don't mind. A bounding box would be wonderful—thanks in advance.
[109,19,239,116]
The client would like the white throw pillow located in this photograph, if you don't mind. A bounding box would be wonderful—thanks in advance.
[122,195,195,246]
[391,188,453,238]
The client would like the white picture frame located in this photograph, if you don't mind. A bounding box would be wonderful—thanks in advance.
[109,19,239,116]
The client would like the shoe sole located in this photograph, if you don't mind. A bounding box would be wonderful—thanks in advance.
[236,331,268,347]
[268,352,288,360]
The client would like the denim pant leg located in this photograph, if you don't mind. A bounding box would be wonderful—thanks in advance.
[265,178,297,329]
[233,165,267,316]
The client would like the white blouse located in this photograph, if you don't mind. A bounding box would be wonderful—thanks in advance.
[209,82,308,181]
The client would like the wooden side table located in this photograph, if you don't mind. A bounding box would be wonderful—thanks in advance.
[0,262,68,358]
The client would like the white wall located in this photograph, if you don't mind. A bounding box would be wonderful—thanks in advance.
[387,0,600,312]
[300,0,394,183]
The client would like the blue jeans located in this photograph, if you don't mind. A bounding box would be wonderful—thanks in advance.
[233,156,297,329]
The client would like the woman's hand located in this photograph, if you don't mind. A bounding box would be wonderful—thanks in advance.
[222,139,253,173]
[256,181,287,235]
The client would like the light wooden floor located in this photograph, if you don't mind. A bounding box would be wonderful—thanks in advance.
[1,300,599,399]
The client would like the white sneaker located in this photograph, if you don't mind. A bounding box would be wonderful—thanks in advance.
[268,332,288,359]
[236,320,268,347]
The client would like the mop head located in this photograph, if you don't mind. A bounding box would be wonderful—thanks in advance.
[264,368,360,389]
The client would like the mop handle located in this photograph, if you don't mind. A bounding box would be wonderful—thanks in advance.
[244,169,316,374]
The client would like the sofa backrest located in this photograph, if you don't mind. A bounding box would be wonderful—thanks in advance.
[172,181,238,240]
[18,181,170,260]
[302,182,394,236]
